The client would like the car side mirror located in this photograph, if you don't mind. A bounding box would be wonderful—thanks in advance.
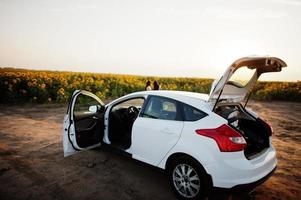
[88,105,99,113]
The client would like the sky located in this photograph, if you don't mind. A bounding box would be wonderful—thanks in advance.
[0,0,300,81]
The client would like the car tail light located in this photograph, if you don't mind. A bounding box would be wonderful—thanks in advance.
[196,124,246,152]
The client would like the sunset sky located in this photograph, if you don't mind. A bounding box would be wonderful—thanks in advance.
[0,0,300,81]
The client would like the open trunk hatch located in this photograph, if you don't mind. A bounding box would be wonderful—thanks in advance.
[208,56,287,106]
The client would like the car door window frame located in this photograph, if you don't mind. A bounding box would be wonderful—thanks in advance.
[179,102,208,122]
[140,95,208,122]
[140,95,183,121]
[64,90,105,154]
[110,97,146,113]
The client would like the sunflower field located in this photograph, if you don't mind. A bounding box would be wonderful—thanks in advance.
[0,68,300,103]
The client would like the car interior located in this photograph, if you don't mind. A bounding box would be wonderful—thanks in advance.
[108,98,145,150]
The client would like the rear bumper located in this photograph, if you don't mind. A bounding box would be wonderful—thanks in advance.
[204,144,277,188]
[213,166,276,193]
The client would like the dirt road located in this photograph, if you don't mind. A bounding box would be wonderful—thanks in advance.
[0,101,300,200]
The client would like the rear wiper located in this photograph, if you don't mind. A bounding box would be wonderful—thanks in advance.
[140,113,158,119]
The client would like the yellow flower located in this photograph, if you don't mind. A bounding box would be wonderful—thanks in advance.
[40,83,46,89]
[58,88,65,95]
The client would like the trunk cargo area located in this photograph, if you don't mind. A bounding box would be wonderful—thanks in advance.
[215,103,272,159]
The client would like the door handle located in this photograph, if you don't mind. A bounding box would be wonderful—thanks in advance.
[161,128,174,134]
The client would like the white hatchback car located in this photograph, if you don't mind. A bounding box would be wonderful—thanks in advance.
[63,56,286,199]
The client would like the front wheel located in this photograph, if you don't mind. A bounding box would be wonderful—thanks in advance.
[168,157,209,200]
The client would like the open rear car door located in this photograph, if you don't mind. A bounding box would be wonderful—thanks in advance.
[63,90,105,157]
[208,56,287,107]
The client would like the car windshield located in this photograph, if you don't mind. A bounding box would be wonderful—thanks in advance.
[228,66,256,87]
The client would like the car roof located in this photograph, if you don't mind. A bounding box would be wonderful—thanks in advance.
[107,90,210,109]
[131,90,209,101]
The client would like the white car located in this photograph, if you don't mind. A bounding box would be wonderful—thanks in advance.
[63,56,286,199]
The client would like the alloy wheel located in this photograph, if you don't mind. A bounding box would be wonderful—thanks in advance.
[172,163,201,198]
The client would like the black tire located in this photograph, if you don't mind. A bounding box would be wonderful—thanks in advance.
[168,156,210,200]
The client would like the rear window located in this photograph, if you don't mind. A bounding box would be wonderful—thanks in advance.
[228,66,256,87]
[182,103,207,121]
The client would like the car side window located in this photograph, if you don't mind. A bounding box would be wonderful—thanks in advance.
[112,98,145,112]
[74,94,101,116]
[181,103,207,121]
[141,96,180,121]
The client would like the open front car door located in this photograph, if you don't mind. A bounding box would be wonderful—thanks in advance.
[63,90,105,157]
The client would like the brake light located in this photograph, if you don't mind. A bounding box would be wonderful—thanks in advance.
[196,124,246,152]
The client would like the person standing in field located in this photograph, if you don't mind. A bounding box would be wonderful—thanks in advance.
[145,81,152,91]
[153,81,160,90]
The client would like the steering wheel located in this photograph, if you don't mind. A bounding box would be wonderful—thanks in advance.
[127,106,139,121]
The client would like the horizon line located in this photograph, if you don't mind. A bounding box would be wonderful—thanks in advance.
[0,66,299,82]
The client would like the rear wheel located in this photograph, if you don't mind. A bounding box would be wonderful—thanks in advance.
[168,157,209,200]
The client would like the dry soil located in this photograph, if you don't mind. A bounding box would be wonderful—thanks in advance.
[0,101,300,200]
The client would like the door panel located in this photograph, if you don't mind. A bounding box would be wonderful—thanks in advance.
[131,95,184,166]
[74,112,103,148]
[131,117,183,166]
[73,94,104,148]
[63,90,105,157]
